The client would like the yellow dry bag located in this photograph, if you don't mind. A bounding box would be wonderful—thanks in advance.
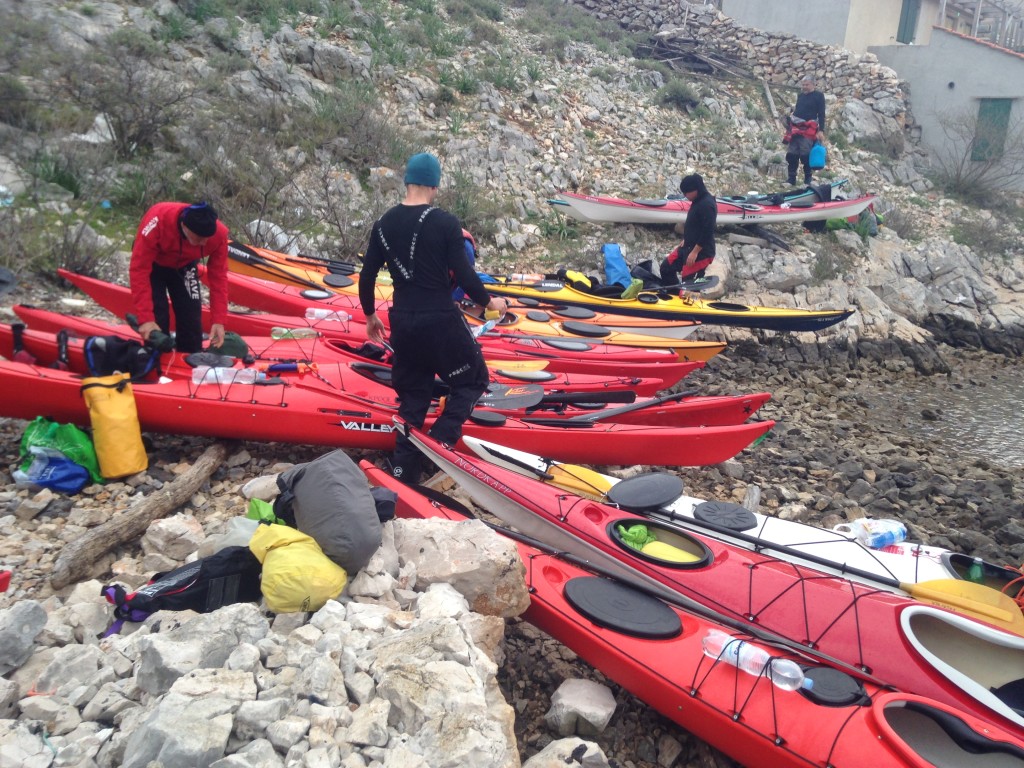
[80,373,148,479]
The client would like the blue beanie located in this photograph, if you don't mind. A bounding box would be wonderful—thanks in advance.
[404,153,442,187]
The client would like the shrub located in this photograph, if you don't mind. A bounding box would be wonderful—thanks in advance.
[658,80,699,111]
[436,166,504,242]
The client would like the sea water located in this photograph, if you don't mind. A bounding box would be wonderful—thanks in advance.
[900,365,1024,469]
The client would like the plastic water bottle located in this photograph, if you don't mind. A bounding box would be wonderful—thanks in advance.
[701,629,809,691]
[271,327,319,340]
[833,518,907,550]
[191,366,264,385]
[304,307,351,322]
[966,557,985,584]
[472,319,498,339]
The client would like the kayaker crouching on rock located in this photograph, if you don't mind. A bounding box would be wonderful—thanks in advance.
[128,201,229,353]
[660,173,717,289]
[358,152,508,484]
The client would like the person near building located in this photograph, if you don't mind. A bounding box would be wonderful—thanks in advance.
[785,75,827,185]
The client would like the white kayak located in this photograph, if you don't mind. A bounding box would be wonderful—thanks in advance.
[460,436,1023,594]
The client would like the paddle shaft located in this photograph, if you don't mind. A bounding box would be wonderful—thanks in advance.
[473,446,1024,631]
[228,242,328,293]
[562,388,698,424]
[404,478,890,686]
[479,511,891,685]
[652,507,1022,627]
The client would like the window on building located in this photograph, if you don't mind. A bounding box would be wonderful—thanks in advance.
[972,99,1013,161]
[897,0,921,43]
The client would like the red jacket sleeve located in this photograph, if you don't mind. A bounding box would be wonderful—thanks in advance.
[129,207,163,324]
[204,225,230,326]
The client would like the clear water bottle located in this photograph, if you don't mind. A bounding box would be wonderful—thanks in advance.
[966,557,985,584]
[305,307,351,322]
[833,518,907,549]
[191,366,264,385]
[471,319,498,339]
[270,327,319,340]
[702,629,808,691]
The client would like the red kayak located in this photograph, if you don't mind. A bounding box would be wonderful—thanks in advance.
[10,307,676,398]
[405,425,1024,736]
[0,336,773,466]
[14,307,774,428]
[207,266,726,363]
[364,461,1024,767]
[58,269,703,379]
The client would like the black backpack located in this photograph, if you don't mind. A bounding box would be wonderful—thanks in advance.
[84,335,162,380]
[100,546,263,634]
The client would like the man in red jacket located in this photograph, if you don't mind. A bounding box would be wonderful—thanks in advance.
[129,201,229,353]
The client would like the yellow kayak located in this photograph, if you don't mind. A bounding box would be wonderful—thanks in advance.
[226,242,703,340]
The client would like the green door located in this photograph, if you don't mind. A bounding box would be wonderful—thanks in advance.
[897,0,921,44]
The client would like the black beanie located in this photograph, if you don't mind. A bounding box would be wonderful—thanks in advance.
[679,174,707,195]
[181,203,218,238]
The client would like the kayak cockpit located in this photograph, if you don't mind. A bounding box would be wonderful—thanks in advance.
[901,605,1024,729]
[884,700,1024,767]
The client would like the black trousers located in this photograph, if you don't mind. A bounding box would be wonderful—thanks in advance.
[388,307,489,484]
[786,152,812,185]
[149,261,203,353]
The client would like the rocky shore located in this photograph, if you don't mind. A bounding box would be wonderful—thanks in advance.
[2,308,1021,767]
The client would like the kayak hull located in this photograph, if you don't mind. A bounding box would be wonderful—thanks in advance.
[57,269,709,378]
[0,351,773,466]
[482,278,855,331]
[552,190,877,226]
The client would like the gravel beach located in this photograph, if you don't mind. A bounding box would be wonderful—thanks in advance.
[3,302,1021,767]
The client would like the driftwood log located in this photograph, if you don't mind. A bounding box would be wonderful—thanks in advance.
[50,441,229,590]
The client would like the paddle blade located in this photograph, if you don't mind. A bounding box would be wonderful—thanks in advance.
[545,464,614,500]
[906,579,1024,636]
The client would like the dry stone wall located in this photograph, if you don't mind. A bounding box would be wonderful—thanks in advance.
[563,0,911,127]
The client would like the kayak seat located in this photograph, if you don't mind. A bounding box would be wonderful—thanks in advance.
[350,362,393,385]
[563,576,682,639]
[991,677,1024,716]
[789,200,816,208]
[892,701,1024,759]
[707,302,752,312]
[612,520,711,569]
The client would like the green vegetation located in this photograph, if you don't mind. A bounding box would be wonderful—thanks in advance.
[810,234,856,283]
[657,80,699,111]
[949,214,1019,260]
[436,166,505,243]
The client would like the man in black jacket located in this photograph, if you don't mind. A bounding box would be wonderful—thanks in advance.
[660,173,717,287]
[359,153,508,484]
